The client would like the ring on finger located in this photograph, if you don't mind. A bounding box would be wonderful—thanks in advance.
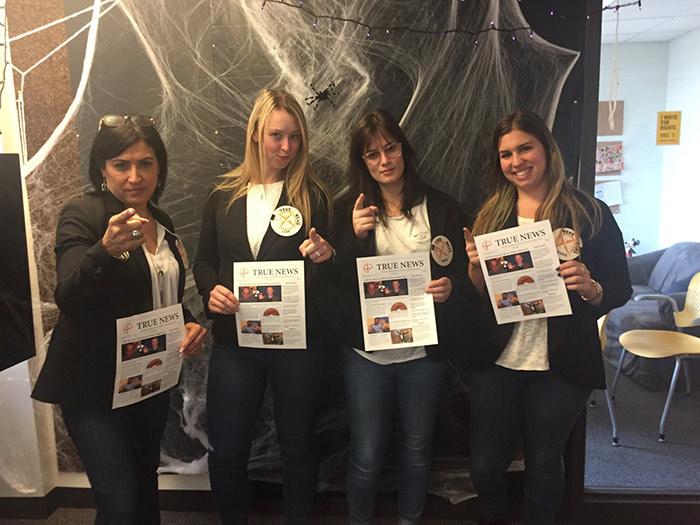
[315,250,321,258]
[132,229,142,239]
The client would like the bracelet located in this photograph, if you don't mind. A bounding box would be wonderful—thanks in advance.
[112,251,130,262]
[581,279,603,302]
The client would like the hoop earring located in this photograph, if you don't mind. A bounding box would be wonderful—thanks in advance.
[101,179,108,192]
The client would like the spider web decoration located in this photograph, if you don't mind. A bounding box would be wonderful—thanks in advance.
[305,80,337,109]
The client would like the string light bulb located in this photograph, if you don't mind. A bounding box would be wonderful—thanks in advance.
[257,0,644,42]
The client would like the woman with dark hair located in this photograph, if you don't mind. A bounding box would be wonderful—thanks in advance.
[333,109,477,523]
[464,110,631,524]
[33,115,207,524]
[193,89,334,524]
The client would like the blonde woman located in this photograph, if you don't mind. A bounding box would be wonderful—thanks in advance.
[194,89,333,524]
[464,111,631,524]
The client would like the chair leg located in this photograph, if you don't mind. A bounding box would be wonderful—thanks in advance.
[659,357,683,443]
[604,388,619,446]
[589,390,597,407]
[611,347,626,403]
[682,359,691,400]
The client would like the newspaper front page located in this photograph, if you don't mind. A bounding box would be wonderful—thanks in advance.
[113,304,186,409]
[233,260,306,349]
[356,252,438,351]
[475,220,572,325]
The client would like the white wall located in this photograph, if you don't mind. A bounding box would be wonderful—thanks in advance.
[659,28,700,247]
[598,42,668,254]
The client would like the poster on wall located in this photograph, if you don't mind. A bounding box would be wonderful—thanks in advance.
[595,181,623,213]
[597,101,624,135]
[595,141,624,174]
[656,111,682,145]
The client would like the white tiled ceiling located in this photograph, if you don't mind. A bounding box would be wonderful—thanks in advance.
[601,0,700,44]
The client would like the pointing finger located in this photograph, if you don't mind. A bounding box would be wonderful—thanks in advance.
[309,227,321,243]
[463,227,475,244]
[353,193,365,211]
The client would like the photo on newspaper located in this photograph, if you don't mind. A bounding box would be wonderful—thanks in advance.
[475,220,572,325]
[356,252,438,351]
[113,304,186,409]
[233,260,306,349]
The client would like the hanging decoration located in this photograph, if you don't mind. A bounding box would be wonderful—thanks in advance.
[260,0,643,41]
[305,80,338,109]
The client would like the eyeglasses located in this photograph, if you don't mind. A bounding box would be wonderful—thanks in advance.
[98,114,155,131]
[362,142,402,165]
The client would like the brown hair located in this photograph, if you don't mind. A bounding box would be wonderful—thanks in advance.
[473,110,601,239]
[347,109,425,224]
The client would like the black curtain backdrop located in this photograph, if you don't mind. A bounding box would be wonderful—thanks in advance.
[0,154,36,372]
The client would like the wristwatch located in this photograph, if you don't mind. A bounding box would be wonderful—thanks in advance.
[581,279,603,301]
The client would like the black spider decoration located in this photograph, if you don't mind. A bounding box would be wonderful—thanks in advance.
[305,81,338,109]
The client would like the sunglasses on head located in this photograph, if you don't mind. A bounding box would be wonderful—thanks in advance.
[98,114,155,131]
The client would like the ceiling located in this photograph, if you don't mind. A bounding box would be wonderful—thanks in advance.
[601,0,700,44]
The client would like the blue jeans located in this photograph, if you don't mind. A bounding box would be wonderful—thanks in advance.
[61,392,170,525]
[343,349,448,524]
[206,342,325,524]
[469,366,591,524]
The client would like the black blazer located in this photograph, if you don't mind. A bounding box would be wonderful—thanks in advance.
[471,195,632,389]
[330,185,480,362]
[193,184,332,347]
[32,193,196,410]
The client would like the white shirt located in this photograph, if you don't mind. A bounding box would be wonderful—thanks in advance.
[495,216,549,371]
[142,222,179,310]
[247,181,284,259]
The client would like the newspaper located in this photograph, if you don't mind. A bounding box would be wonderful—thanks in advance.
[356,252,438,351]
[113,304,186,409]
[475,220,572,325]
[233,260,306,349]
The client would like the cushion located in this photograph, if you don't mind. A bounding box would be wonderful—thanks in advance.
[648,242,700,294]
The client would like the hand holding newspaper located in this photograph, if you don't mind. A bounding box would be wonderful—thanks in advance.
[474,220,572,325]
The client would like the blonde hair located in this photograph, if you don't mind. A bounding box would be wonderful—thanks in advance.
[214,89,331,232]
[473,111,601,241]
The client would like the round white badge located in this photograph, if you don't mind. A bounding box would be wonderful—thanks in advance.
[553,227,582,260]
[430,235,454,267]
[270,205,303,237]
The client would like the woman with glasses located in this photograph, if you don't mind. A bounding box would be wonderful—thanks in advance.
[32,115,207,524]
[464,111,630,524]
[193,89,334,524]
[332,109,478,524]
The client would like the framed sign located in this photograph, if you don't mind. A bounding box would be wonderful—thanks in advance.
[656,111,681,145]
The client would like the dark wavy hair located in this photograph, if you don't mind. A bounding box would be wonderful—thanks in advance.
[347,109,425,223]
[473,110,601,239]
[88,118,168,203]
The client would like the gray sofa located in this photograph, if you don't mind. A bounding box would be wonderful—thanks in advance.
[603,242,700,391]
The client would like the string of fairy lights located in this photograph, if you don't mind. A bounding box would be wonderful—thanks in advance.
[259,0,643,42]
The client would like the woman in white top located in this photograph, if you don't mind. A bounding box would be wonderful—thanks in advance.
[463,111,630,524]
[194,89,334,524]
[333,109,477,524]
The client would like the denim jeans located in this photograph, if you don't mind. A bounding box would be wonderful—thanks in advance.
[61,392,170,525]
[343,349,448,524]
[469,366,591,524]
[206,341,325,524]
